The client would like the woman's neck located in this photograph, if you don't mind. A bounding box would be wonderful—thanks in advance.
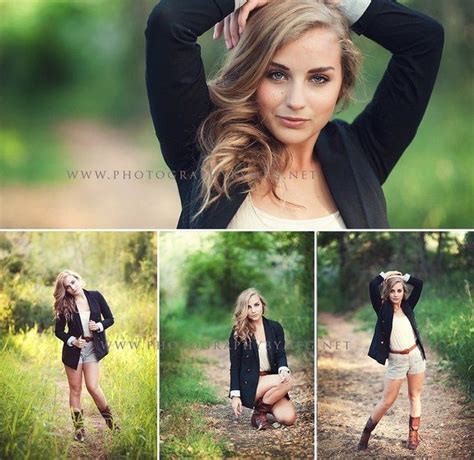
[287,135,319,171]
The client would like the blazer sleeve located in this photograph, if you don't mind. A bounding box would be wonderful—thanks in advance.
[406,275,423,309]
[350,0,444,184]
[369,274,384,313]
[274,322,289,370]
[54,314,72,343]
[228,329,241,392]
[97,292,114,330]
[145,0,235,199]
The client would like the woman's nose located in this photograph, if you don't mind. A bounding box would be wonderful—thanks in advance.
[286,82,306,110]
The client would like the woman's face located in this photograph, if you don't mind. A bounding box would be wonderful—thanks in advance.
[247,294,264,322]
[256,27,343,150]
[64,275,80,296]
[389,282,404,305]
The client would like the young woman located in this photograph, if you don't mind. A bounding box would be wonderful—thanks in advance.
[228,288,296,430]
[145,0,443,229]
[358,270,425,451]
[53,270,120,442]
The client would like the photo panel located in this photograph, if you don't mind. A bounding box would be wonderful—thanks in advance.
[317,231,473,458]
[159,231,315,458]
[0,231,157,459]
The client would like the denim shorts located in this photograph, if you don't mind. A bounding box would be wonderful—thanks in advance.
[79,340,98,364]
[385,345,426,379]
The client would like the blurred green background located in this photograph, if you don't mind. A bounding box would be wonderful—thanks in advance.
[0,0,472,227]
[317,231,473,399]
[160,231,314,457]
[0,231,157,458]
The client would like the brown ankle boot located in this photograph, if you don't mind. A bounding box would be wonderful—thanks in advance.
[99,405,121,432]
[357,416,377,450]
[71,409,85,442]
[250,399,272,430]
[407,416,421,449]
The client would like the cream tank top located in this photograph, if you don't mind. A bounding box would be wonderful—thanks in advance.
[227,194,347,230]
[390,311,417,350]
[79,311,92,337]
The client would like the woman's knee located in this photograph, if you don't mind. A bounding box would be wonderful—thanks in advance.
[381,395,396,410]
[69,385,82,398]
[275,408,297,426]
[86,384,101,398]
[408,391,421,403]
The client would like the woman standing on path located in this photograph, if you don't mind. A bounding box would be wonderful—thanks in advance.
[53,270,120,442]
[358,270,425,451]
[229,288,296,430]
[145,0,443,229]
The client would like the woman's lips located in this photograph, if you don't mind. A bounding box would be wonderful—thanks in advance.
[277,116,309,128]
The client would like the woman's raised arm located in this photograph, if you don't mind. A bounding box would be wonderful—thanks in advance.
[368,273,384,313]
[405,275,423,309]
[145,0,235,200]
[350,0,444,184]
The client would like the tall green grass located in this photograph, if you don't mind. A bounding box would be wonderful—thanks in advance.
[0,328,157,459]
[354,284,473,400]
[160,303,232,459]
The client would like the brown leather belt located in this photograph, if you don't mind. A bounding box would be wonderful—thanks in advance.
[259,371,270,376]
[83,336,94,342]
[389,343,417,355]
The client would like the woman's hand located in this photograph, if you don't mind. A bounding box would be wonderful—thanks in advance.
[385,270,402,279]
[214,0,270,49]
[231,397,243,417]
[279,368,291,384]
[89,320,100,331]
[73,336,86,349]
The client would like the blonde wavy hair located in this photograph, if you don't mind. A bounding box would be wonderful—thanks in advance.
[381,276,408,303]
[196,0,362,216]
[232,288,267,344]
[53,270,84,321]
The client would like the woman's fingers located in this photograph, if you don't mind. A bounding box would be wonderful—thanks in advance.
[223,15,232,49]
[228,12,240,48]
[238,0,269,34]
[213,20,224,40]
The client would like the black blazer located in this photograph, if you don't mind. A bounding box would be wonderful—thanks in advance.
[367,274,426,365]
[54,290,114,370]
[228,317,289,409]
[145,0,444,229]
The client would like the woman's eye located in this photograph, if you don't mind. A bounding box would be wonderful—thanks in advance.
[267,70,286,81]
[311,74,329,84]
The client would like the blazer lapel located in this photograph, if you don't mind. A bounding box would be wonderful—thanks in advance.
[262,317,276,367]
[83,290,99,322]
[316,123,370,228]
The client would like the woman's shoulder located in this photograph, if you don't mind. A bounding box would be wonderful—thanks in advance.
[264,317,283,330]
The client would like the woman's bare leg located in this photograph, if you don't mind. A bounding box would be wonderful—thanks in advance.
[254,374,282,401]
[370,377,404,423]
[65,363,83,410]
[272,397,297,426]
[83,362,108,410]
[407,372,424,417]
[254,374,293,405]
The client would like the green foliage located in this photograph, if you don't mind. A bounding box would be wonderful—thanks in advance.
[0,232,156,335]
[162,232,314,362]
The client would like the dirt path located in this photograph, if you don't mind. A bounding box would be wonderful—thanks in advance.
[54,370,110,459]
[1,120,180,228]
[317,312,473,459]
[196,342,315,459]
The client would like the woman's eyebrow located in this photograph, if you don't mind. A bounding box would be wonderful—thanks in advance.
[269,61,335,73]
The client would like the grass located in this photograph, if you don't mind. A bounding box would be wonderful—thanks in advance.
[0,328,157,459]
[353,283,473,400]
[160,306,233,459]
